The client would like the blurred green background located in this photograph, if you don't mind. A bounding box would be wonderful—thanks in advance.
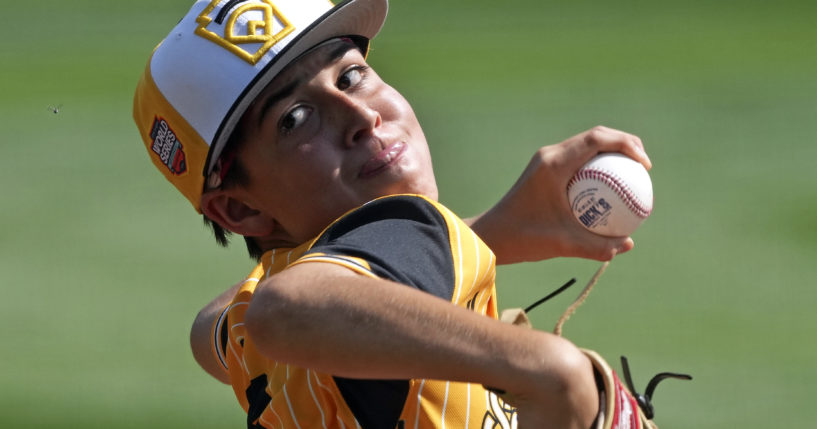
[2,0,815,427]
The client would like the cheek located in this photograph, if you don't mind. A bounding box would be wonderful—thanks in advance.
[277,144,345,196]
[377,84,419,124]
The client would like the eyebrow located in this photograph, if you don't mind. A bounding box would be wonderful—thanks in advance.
[256,80,298,128]
[256,42,359,128]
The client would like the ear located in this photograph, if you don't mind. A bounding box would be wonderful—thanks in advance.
[200,190,276,238]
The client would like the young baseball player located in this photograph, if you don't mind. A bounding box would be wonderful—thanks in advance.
[134,0,652,427]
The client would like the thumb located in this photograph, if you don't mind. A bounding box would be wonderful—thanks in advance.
[606,237,634,260]
[579,235,633,261]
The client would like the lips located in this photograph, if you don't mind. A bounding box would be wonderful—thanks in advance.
[359,141,406,178]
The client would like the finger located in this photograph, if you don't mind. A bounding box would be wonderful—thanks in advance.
[621,136,652,171]
[577,126,652,171]
[567,227,634,261]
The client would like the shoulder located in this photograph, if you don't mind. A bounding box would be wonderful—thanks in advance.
[300,194,484,300]
[315,194,457,244]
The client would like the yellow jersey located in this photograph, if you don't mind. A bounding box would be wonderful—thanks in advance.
[210,195,517,428]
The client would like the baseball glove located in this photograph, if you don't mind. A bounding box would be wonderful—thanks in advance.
[495,262,691,429]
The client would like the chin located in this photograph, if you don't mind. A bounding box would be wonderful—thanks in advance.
[388,178,438,200]
[392,159,437,198]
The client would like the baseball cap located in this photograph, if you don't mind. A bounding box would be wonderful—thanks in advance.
[133,0,389,212]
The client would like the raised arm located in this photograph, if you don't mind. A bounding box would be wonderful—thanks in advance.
[467,126,652,264]
[244,261,599,429]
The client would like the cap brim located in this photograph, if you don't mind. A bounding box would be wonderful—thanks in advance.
[204,0,388,175]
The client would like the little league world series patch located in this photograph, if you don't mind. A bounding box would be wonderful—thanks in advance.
[150,117,187,176]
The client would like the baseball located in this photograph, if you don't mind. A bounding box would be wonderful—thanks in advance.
[567,153,653,237]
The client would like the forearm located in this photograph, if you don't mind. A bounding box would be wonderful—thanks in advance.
[464,203,543,266]
[244,262,589,399]
[464,186,574,265]
[465,193,587,266]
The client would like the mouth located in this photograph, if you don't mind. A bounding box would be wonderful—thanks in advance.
[358,141,407,178]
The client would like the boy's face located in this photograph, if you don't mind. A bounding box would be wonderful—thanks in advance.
[234,40,437,242]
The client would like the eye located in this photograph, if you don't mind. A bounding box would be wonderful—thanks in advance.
[280,105,312,134]
[337,66,368,90]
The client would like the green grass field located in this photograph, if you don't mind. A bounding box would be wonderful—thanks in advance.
[2,0,815,427]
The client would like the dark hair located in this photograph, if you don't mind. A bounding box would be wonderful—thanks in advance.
[202,127,264,261]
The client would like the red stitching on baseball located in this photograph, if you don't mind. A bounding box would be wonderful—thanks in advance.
[568,167,652,218]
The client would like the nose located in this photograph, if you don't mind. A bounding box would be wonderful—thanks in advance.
[336,94,381,148]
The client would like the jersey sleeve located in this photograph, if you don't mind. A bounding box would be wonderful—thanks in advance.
[211,305,230,373]
[297,195,457,301]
